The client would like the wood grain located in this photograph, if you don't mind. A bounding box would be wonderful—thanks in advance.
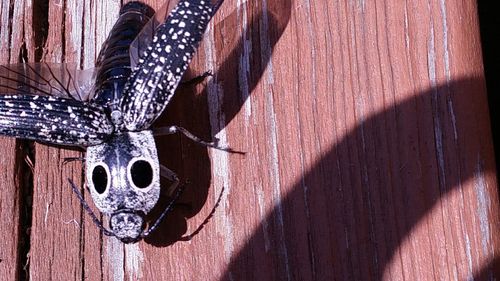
[1,1,29,279]
[1,0,499,280]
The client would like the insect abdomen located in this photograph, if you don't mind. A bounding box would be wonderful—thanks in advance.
[93,2,154,110]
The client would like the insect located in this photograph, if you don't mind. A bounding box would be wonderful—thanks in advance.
[0,0,228,243]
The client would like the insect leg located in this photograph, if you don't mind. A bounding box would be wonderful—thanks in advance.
[179,71,212,87]
[141,182,187,239]
[160,164,179,195]
[62,157,86,165]
[153,126,244,154]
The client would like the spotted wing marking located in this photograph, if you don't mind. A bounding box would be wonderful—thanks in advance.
[0,95,113,146]
[129,0,176,68]
[121,0,215,131]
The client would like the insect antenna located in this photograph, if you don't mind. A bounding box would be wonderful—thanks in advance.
[67,179,115,237]
[140,182,187,239]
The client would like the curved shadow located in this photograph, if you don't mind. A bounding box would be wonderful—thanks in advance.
[146,0,292,246]
[473,256,500,280]
[220,77,498,280]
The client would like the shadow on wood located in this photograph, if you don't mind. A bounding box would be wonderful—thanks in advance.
[2,0,498,279]
[143,0,292,247]
[220,77,500,280]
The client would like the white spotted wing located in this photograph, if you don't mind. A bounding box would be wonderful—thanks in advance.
[129,0,178,68]
[0,63,113,146]
[121,0,221,131]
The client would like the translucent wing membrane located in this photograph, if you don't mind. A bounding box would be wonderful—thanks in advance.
[121,0,219,131]
[0,95,113,146]
[0,63,96,101]
[129,0,178,68]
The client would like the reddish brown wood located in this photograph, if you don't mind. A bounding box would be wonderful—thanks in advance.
[1,0,499,280]
[26,1,83,279]
[1,1,28,279]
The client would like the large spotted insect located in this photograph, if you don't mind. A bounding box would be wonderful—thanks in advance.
[0,0,227,243]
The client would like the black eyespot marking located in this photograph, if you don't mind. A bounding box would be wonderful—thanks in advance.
[92,165,108,194]
[130,160,153,188]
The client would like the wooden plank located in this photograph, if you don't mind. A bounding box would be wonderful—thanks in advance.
[0,0,30,279]
[1,0,499,280]
[26,0,84,278]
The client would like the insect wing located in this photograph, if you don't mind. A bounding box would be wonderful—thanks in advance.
[129,0,178,68]
[0,94,113,146]
[0,63,97,101]
[1,63,113,146]
[121,0,220,131]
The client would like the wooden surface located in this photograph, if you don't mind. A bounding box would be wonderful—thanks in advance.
[1,0,499,280]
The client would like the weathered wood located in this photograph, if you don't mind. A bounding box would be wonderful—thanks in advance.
[1,0,29,280]
[28,1,79,280]
[1,0,499,280]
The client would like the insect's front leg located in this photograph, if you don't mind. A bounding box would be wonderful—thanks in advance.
[160,164,180,196]
[179,71,212,87]
[153,126,244,154]
[62,156,86,165]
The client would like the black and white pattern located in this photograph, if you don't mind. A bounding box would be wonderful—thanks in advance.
[0,63,107,145]
[0,0,223,243]
[0,95,112,146]
[121,0,215,131]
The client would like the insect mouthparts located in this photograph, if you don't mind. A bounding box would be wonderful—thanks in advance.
[110,210,146,243]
